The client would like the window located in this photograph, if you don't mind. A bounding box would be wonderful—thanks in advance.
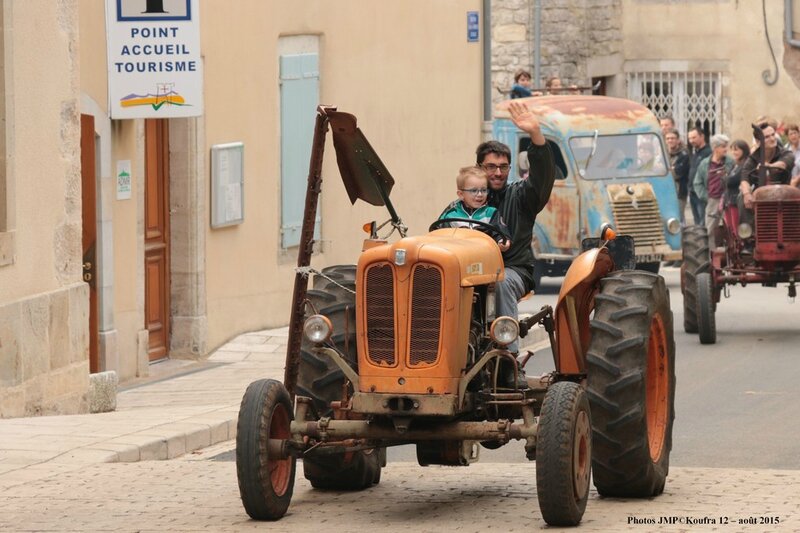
[627,71,722,139]
[279,36,320,248]
[569,133,668,180]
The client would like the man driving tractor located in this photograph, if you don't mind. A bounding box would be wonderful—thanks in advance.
[478,101,556,353]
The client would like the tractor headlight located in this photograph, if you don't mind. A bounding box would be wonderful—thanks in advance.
[303,315,332,344]
[666,218,681,235]
[490,316,519,346]
[738,223,753,239]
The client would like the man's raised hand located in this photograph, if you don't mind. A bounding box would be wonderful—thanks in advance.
[509,101,546,146]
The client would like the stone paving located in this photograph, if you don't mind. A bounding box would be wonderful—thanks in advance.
[0,440,798,532]
[1,324,799,531]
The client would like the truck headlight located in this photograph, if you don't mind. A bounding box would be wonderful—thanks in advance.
[666,218,681,235]
[490,316,519,346]
[738,223,753,239]
[303,315,332,344]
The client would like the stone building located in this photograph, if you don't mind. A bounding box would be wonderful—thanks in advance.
[2,0,486,418]
[492,0,800,140]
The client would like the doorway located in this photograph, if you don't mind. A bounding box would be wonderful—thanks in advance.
[144,119,171,362]
[80,114,99,372]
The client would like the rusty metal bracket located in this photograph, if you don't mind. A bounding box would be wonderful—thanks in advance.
[312,346,360,391]
[284,105,337,399]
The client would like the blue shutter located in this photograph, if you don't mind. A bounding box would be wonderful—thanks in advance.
[280,53,320,248]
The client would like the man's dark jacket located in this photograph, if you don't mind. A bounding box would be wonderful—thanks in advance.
[488,143,555,292]
[669,147,690,200]
[741,146,796,188]
[688,144,711,197]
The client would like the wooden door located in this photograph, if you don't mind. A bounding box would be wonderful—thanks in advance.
[144,119,170,361]
[80,114,99,373]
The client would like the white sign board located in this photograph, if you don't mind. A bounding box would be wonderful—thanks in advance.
[116,160,132,200]
[105,0,203,119]
[211,143,244,228]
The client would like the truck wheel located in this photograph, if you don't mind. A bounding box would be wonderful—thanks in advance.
[236,379,295,520]
[681,226,709,333]
[696,272,716,345]
[298,265,384,490]
[536,381,591,527]
[586,271,676,497]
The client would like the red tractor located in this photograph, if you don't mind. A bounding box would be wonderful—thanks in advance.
[682,128,800,344]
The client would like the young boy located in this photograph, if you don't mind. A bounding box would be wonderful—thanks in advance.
[438,166,511,252]
[510,69,533,99]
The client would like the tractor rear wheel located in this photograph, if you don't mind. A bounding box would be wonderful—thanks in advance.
[236,379,295,520]
[586,270,676,497]
[681,226,710,333]
[536,381,591,527]
[696,272,717,344]
[298,265,384,490]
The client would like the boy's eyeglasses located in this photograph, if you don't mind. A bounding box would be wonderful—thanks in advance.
[460,188,489,195]
[482,163,510,172]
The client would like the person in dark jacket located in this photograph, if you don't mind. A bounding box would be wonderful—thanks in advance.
[665,128,690,225]
[738,124,796,232]
[687,126,711,226]
[479,101,556,352]
[510,69,533,99]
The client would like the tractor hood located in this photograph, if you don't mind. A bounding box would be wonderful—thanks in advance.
[327,110,395,206]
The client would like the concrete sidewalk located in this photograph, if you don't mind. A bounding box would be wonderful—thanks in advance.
[0,324,548,490]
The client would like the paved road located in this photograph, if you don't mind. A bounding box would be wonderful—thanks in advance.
[2,440,797,532]
[391,266,800,468]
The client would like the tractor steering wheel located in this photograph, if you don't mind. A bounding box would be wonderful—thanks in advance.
[429,218,511,244]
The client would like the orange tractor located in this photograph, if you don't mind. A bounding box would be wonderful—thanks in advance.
[235,106,676,526]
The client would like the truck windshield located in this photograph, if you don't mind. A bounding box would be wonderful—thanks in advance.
[569,133,668,180]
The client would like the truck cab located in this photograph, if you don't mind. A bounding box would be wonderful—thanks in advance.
[493,95,682,281]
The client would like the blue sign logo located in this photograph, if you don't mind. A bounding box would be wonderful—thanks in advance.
[467,11,479,43]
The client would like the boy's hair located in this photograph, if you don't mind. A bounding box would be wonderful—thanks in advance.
[514,69,531,83]
[456,166,488,189]
[475,140,511,164]
[545,75,561,89]
[787,123,800,134]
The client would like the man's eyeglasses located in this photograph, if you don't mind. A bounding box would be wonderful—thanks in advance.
[460,188,489,195]
[482,163,510,173]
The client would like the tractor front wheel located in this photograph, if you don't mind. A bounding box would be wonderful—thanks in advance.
[586,270,676,497]
[681,226,710,333]
[535,381,591,527]
[299,265,385,490]
[696,272,717,344]
[236,379,296,520]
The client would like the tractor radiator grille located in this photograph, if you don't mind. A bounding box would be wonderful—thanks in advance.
[756,202,800,242]
[610,198,666,247]
[408,264,442,366]
[365,263,395,366]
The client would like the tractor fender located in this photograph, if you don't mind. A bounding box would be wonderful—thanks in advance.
[554,248,614,375]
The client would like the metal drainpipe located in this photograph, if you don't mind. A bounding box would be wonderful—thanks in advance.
[534,0,541,86]
[786,0,800,48]
[483,0,492,123]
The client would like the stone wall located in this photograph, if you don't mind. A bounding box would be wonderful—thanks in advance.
[0,283,89,417]
[491,0,623,103]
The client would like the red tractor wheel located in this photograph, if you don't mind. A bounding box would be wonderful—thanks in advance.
[536,381,591,527]
[236,379,296,520]
[586,270,676,497]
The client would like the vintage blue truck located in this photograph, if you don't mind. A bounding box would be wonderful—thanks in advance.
[493,95,682,284]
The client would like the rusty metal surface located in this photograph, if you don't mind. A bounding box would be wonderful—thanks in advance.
[326,110,395,206]
[284,106,334,398]
[292,419,537,441]
[494,95,656,133]
[350,392,459,416]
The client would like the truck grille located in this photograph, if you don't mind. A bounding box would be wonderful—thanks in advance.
[365,263,395,366]
[756,202,800,243]
[610,198,665,247]
[408,264,442,366]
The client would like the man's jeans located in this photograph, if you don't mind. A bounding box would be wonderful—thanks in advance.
[689,191,706,226]
[495,267,527,353]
